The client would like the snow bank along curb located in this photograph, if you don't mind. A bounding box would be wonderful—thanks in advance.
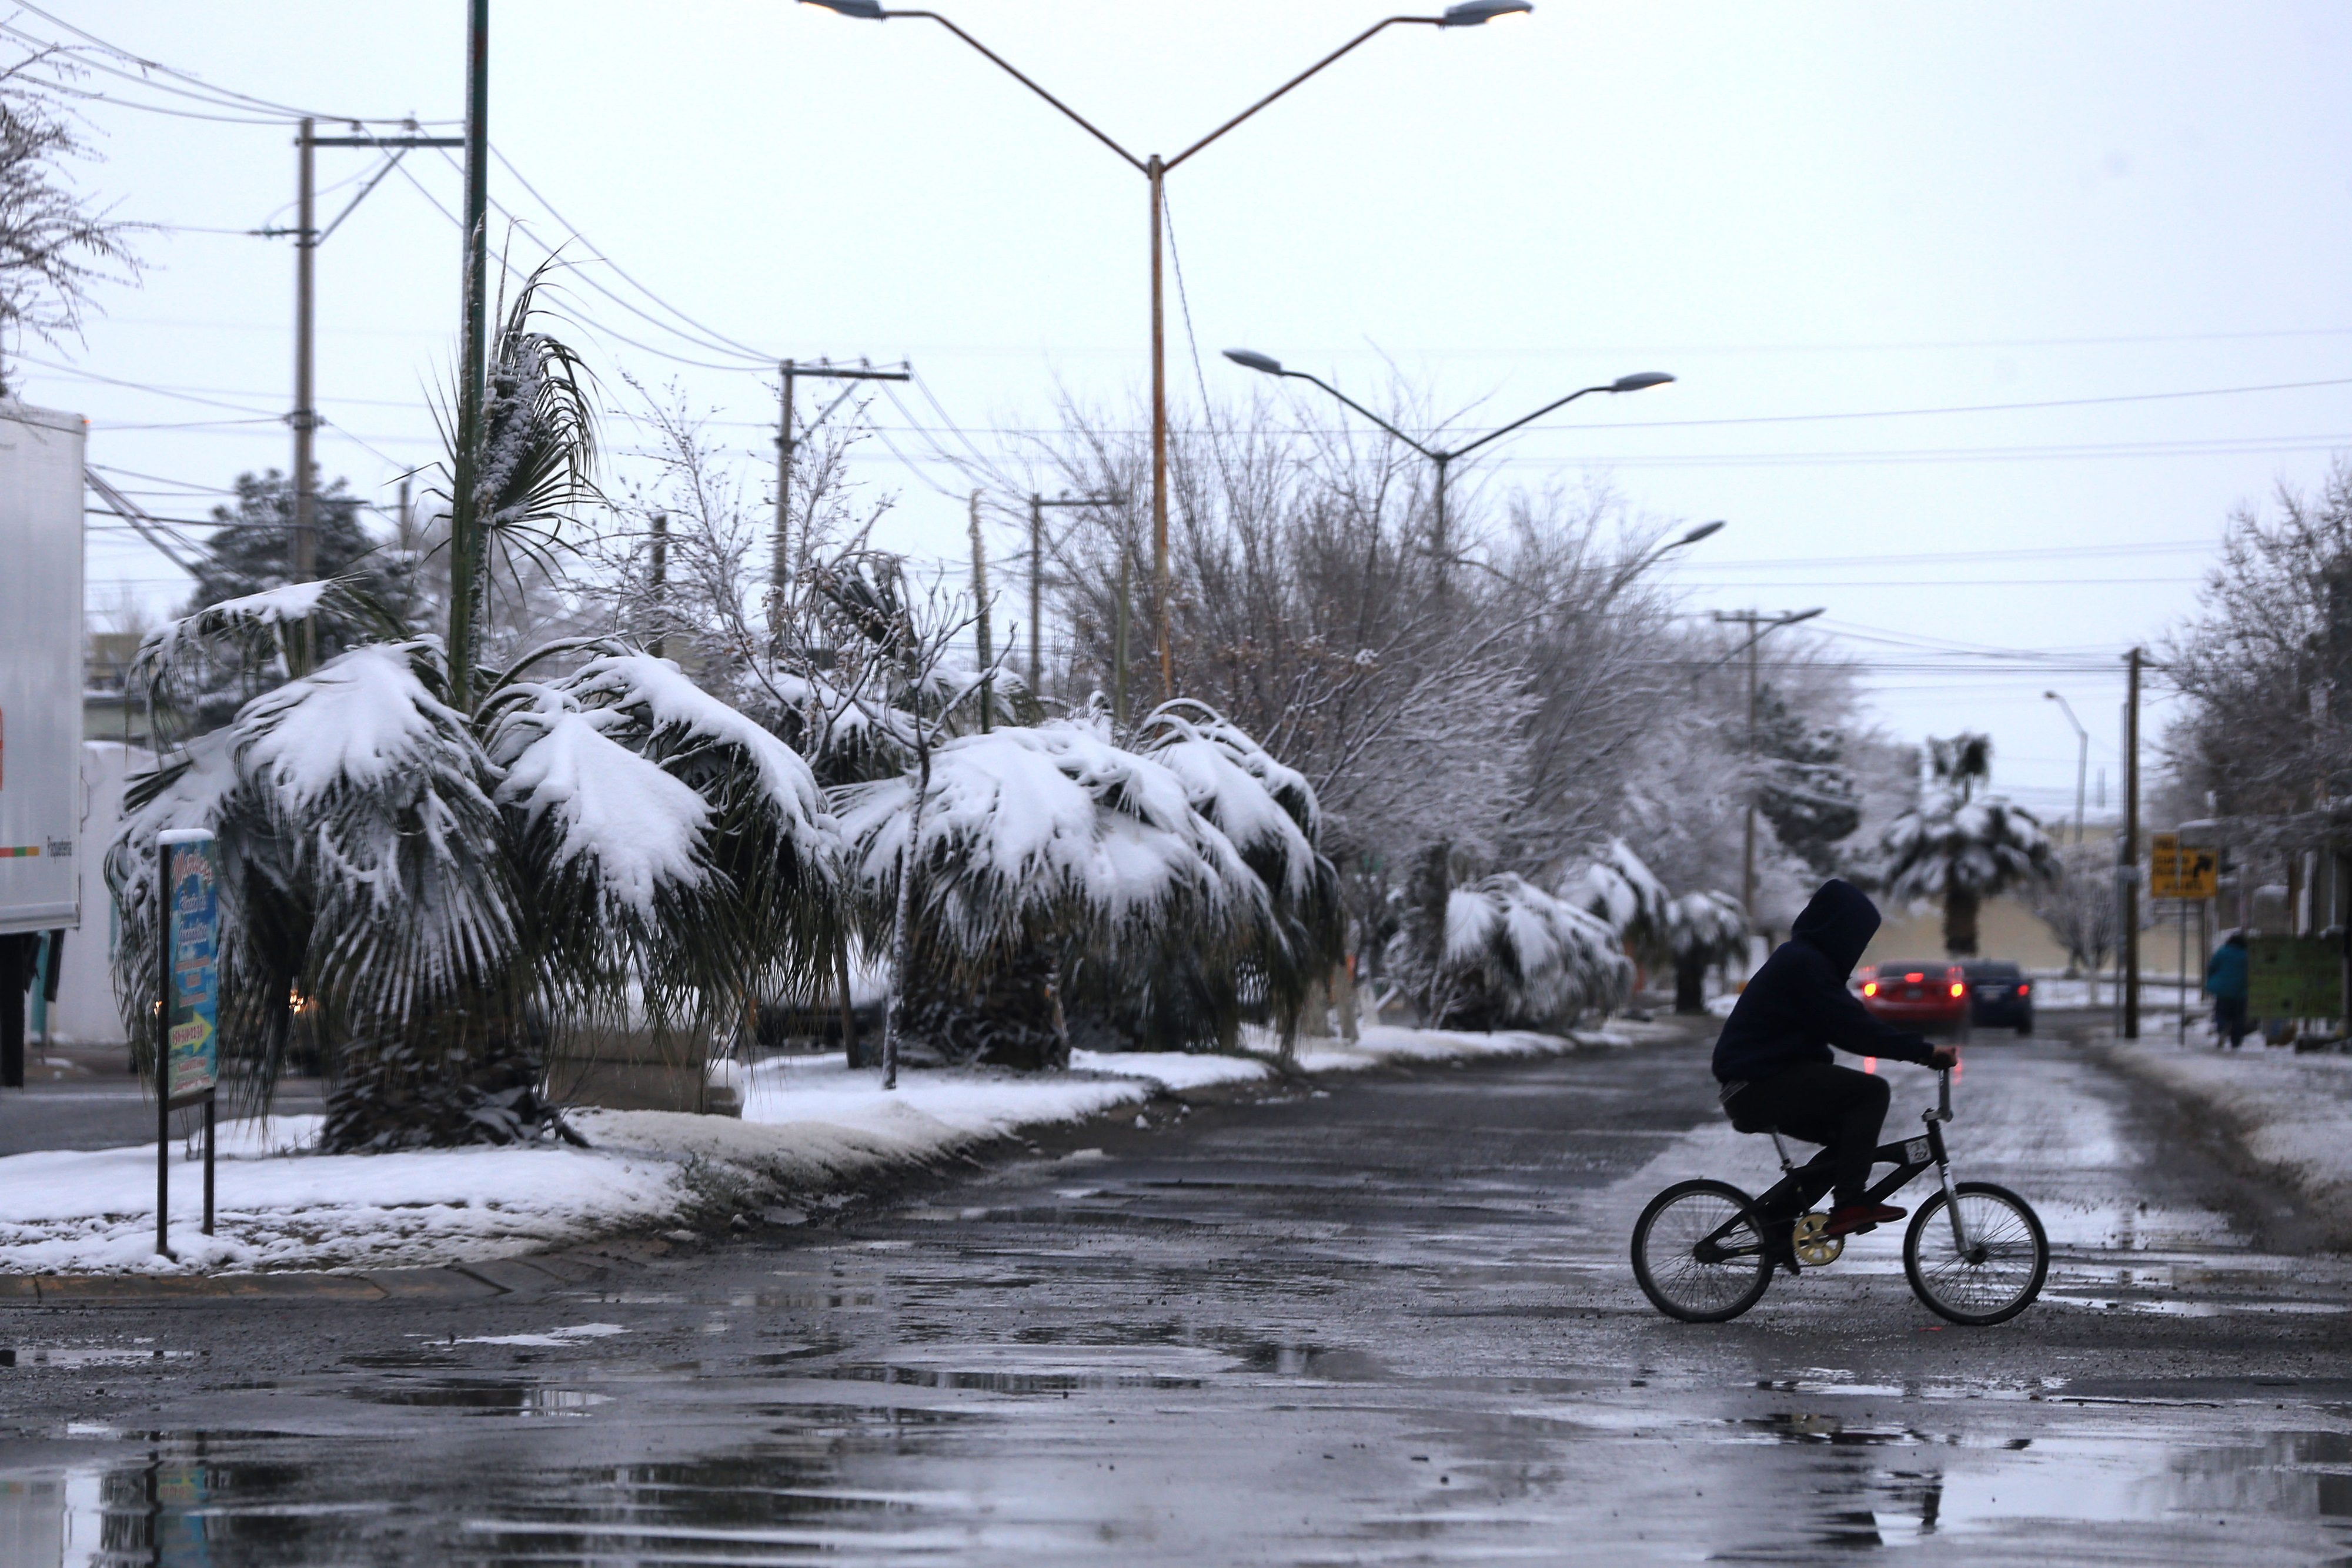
[0,1020,1691,1279]
[2103,1039,2352,1246]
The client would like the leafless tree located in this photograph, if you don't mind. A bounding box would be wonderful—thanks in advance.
[0,49,145,393]
[2161,457,2352,824]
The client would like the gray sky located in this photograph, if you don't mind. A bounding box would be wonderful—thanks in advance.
[30,1,2352,818]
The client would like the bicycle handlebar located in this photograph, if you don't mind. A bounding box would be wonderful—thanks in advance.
[1936,1068,1953,1123]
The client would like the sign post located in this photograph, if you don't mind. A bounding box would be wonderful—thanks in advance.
[155,828,220,1257]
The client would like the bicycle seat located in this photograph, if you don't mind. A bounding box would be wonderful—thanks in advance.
[1725,1106,1776,1136]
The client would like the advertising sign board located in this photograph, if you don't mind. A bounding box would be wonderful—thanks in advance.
[2150,833,2219,901]
[159,828,219,1103]
[2246,934,2342,1020]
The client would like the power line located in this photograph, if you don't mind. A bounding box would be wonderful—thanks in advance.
[9,3,453,125]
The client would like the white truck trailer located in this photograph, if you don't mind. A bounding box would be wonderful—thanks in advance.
[0,400,87,1084]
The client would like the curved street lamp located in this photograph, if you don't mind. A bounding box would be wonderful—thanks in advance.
[1223,347,1673,584]
[2044,690,2089,847]
[799,2,1533,700]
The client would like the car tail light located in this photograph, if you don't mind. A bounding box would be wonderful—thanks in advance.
[1904,972,1924,983]
[1949,982,1965,998]
[2017,984,2030,995]
[1863,982,1877,997]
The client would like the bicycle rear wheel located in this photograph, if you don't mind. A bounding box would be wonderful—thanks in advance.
[1632,1179,1774,1323]
[1903,1181,2047,1325]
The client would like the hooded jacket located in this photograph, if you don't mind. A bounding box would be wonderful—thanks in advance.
[1710,878,1939,1085]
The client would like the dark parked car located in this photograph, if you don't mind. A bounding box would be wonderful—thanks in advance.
[1859,961,1972,1039]
[1962,961,2034,1035]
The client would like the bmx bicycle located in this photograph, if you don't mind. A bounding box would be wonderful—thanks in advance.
[1631,1068,2047,1326]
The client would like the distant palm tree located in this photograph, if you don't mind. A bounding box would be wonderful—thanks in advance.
[1879,733,2057,958]
[1663,891,1748,1014]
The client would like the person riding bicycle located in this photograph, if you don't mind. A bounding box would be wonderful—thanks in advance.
[1713,878,1960,1241]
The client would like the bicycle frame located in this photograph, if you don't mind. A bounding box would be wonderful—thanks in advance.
[1699,1071,1968,1267]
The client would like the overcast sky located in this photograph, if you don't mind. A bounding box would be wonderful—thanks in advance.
[26,1,2352,818]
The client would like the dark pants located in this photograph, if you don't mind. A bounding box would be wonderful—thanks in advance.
[2213,994,2249,1048]
[1728,1061,1891,1212]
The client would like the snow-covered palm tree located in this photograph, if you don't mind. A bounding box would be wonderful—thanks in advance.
[111,590,843,1149]
[108,275,844,1149]
[1391,844,1629,1031]
[834,715,1295,1063]
[1662,890,1749,1013]
[1878,733,2056,958]
[1437,874,1631,1030]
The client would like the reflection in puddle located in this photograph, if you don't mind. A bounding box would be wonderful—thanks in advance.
[350,1380,610,1415]
[1733,1411,2352,1547]
[0,1438,356,1566]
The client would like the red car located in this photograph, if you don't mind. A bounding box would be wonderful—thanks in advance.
[1859,961,1972,1039]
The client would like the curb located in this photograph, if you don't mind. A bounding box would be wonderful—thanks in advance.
[0,1245,636,1305]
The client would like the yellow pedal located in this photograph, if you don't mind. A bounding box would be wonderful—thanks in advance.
[1791,1212,1844,1268]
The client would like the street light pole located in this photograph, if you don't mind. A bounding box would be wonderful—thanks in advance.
[2044,690,2089,847]
[1222,349,1673,586]
[801,0,1533,701]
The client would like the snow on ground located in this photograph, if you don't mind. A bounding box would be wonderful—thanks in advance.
[0,1129,688,1277]
[2106,1035,2352,1243]
[0,1020,1688,1278]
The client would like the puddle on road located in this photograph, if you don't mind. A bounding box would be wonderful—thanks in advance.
[4,1345,205,1369]
[349,1379,610,1416]
[0,1437,362,1566]
[1706,1406,2352,1553]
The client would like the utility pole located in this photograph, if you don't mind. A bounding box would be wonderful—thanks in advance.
[2123,646,2144,1039]
[1025,492,1119,701]
[769,359,908,650]
[275,119,457,669]
[968,491,992,733]
[447,0,492,711]
[1713,607,1825,925]
[1147,156,1170,703]
[292,119,316,601]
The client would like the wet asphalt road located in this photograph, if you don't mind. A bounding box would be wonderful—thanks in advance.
[3,1027,2350,1565]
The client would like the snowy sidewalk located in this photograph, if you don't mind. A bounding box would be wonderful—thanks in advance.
[2103,1034,2352,1244]
[0,1020,1688,1278]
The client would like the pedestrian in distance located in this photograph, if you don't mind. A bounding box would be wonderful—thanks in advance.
[1711,879,1959,1241]
[2204,929,2251,1049]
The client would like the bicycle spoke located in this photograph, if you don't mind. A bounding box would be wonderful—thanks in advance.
[1916,1195,2037,1313]
[1647,1193,1761,1313]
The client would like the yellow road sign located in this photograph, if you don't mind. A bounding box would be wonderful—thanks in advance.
[2150,832,2218,900]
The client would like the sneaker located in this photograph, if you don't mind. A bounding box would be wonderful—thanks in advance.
[1822,1202,1906,1237]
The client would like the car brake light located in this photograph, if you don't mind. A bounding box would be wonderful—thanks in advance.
[2017,984,2030,995]
[1904,972,1924,983]
[1949,982,1965,998]
[1863,982,1877,997]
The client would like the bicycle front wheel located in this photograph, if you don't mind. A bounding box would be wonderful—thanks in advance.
[1632,1179,1774,1323]
[1903,1181,2047,1326]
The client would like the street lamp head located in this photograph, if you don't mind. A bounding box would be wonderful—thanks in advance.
[1785,607,1826,626]
[800,0,886,16]
[1678,519,1725,547]
[1609,370,1676,393]
[2043,690,2059,701]
[1223,347,1285,376]
[1441,0,1534,24]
